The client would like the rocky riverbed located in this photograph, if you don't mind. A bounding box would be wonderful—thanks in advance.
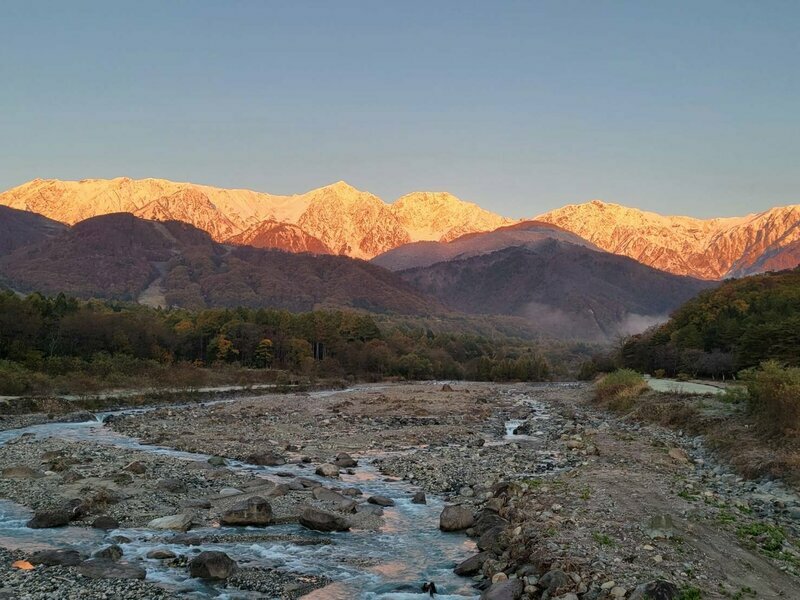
[0,382,798,599]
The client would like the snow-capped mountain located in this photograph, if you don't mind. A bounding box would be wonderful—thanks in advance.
[0,178,509,259]
[536,200,800,279]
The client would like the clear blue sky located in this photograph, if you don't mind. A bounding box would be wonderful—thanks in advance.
[2,1,798,218]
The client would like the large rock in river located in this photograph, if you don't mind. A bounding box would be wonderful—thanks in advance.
[246,451,286,466]
[148,513,193,531]
[299,507,350,532]
[439,505,474,531]
[27,510,71,528]
[312,487,357,512]
[189,551,238,580]
[29,549,84,566]
[315,463,340,478]
[221,496,273,526]
[453,551,490,576]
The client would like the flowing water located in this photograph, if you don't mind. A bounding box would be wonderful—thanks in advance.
[0,402,482,598]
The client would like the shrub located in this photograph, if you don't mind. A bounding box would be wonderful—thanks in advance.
[743,361,800,436]
[594,369,648,411]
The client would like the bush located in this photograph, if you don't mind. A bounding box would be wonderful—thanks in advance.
[743,361,800,436]
[594,369,648,411]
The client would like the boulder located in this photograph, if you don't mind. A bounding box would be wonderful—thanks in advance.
[148,513,193,532]
[157,478,187,493]
[315,463,340,478]
[77,559,146,580]
[246,451,286,466]
[439,505,474,531]
[188,551,237,580]
[91,516,120,530]
[539,569,572,593]
[312,487,357,512]
[411,491,427,504]
[629,580,680,600]
[27,510,70,529]
[477,525,505,553]
[367,495,395,507]
[480,578,524,599]
[29,549,83,567]
[123,461,146,474]
[218,487,243,498]
[221,496,273,526]
[147,549,177,560]
[341,487,363,497]
[207,456,227,467]
[472,511,509,536]
[299,507,350,532]
[453,551,490,576]
[442,384,454,392]
[333,452,358,468]
[93,545,123,561]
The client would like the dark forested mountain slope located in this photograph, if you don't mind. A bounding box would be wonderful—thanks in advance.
[0,205,66,257]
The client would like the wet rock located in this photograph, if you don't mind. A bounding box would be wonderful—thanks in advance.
[77,559,146,580]
[148,513,193,531]
[171,534,203,546]
[189,551,238,580]
[472,511,509,536]
[299,507,350,532]
[92,515,120,530]
[29,549,83,567]
[315,463,340,478]
[157,477,187,493]
[454,551,490,576]
[439,505,474,531]
[219,487,243,498]
[147,548,177,560]
[207,456,227,467]
[368,495,395,507]
[629,580,680,600]
[221,496,273,526]
[27,509,70,528]
[93,545,123,561]
[477,525,505,553]
[1,466,45,479]
[411,491,427,504]
[123,461,146,474]
[333,452,358,468]
[312,487,357,512]
[480,578,524,599]
[246,451,286,466]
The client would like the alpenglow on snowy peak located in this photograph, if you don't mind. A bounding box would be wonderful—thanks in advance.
[535,199,800,279]
[0,178,514,260]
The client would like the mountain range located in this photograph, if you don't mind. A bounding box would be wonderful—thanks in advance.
[1,177,797,279]
[0,176,798,340]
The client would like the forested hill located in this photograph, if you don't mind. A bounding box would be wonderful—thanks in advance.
[621,267,800,376]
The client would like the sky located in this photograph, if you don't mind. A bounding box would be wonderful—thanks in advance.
[1,1,798,218]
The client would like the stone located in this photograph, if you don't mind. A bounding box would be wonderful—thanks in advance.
[315,463,340,478]
[453,551,489,576]
[147,549,177,560]
[189,551,238,580]
[478,525,505,553]
[341,487,363,497]
[77,559,146,580]
[439,505,474,531]
[299,507,350,532]
[442,384,454,392]
[221,496,273,526]
[219,487,243,498]
[93,545,123,561]
[601,581,617,590]
[181,499,212,509]
[333,452,358,468]
[411,491,427,504]
[29,549,83,567]
[368,495,395,507]
[480,578,524,599]
[148,513,193,531]
[123,461,146,474]
[628,580,680,600]
[540,569,572,593]
[207,456,227,467]
[668,448,690,464]
[27,510,70,528]
[246,451,286,466]
[157,477,187,493]
[312,487,357,511]
[91,515,120,530]
[492,572,508,583]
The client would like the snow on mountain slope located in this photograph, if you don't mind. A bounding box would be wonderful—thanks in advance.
[536,200,800,279]
[226,220,331,254]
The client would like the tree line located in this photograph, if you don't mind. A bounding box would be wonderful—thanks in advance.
[0,290,552,394]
